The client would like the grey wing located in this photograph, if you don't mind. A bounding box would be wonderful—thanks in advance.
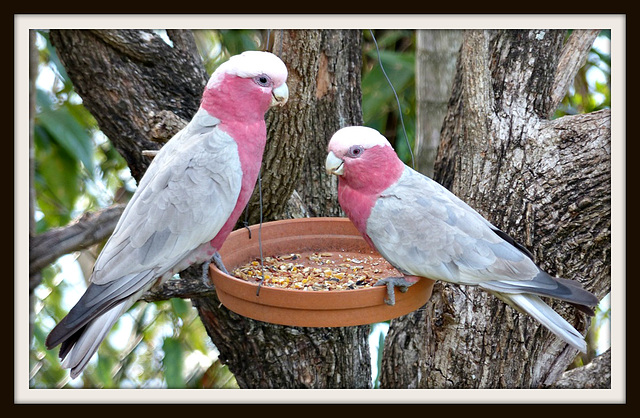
[92,119,242,286]
[366,167,540,285]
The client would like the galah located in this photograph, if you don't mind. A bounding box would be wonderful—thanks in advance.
[45,51,289,378]
[325,126,599,353]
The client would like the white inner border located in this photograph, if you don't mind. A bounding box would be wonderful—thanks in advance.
[15,14,626,404]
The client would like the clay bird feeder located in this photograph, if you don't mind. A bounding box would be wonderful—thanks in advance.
[209,217,434,327]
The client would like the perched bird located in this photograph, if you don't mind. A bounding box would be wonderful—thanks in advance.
[325,126,598,352]
[45,51,289,377]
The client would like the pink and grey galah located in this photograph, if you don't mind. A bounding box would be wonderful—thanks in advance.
[325,126,599,353]
[45,51,289,378]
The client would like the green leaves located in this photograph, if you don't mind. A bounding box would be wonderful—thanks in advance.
[554,33,611,118]
[162,337,184,388]
[34,30,110,230]
[362,49,415,123]
[34,89,94,229]
[199,359,238,389]
[193,29,261,75]
[36,89,95,175]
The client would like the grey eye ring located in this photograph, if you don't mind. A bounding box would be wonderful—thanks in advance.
[348,145,364,158]
[254,74,271,87]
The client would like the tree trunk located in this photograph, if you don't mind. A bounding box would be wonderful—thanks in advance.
[414,29,462,177]
[47,29,371,388]
[241,29,362,224]
[193,29,370,389]
[380,29,610,388]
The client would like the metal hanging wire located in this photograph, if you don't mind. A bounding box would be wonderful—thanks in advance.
[368,29,415,169]
[238,29,275,296]
[254,28,277,295]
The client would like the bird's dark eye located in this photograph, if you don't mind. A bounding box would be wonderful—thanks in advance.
[254,74,271,87]
[348,145,364,158]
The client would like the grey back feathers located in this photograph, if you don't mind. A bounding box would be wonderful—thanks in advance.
[365,166,597,352]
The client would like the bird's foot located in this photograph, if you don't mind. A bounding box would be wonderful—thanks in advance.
[211,251,230,275]
[202,252,231,288]
[374,276,419,306]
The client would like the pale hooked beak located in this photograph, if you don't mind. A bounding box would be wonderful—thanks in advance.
[271,83,289,107]
[325,151,345,176]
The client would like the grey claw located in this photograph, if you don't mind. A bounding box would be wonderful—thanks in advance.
[375,276,413,306]
[212,251,230,275]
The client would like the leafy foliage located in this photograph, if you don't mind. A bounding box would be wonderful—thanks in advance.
[193,29,262,75]
[33,32,131,232]
[554,30,611,118]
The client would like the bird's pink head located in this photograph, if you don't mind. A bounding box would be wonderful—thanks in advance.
[326,126,405,194]
[201,52,288,252]
[201,51,289,121]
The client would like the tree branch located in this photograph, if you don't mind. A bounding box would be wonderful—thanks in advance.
[147,109,188,144]
[90,29,172,63]
[29,204,125,281]
[551,348,611,388]
[139,272,216,303]
[534,109,611,299]
[549,29,601,116]
[49,29,208,181]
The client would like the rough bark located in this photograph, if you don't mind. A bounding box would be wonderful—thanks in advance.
[45,29,370,388]
[380,29,610,388]
[49,29,208,182]
[552,348,611,389]
[242,29,362,224]
[193,275,372,388]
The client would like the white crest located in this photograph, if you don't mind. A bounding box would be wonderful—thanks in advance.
[207,51,288,89]
[329,126,392,151]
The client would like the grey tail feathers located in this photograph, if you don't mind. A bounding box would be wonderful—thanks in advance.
[45,286,120,352]
[60,302,131,378]
[499,292,589,353]
[45,270,155,377]
[46,297,134,378]
[481,270,599,316]
[487,227,599,316]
